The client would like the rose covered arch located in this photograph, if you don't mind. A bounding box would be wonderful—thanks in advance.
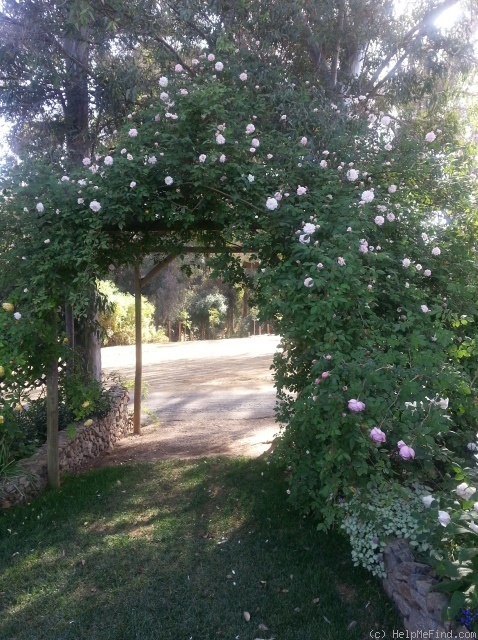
[1,50,478,519]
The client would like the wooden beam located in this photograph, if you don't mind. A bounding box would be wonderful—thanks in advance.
[140,246,243,289]
[140,252,177,290]
[106,220,224,233]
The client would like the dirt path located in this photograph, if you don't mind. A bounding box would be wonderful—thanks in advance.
[89,335,281,468]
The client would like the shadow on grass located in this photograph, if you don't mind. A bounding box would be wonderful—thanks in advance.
[0,458,403,640]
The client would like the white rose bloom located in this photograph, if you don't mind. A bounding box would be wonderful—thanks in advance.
[361,189,374,203]
[437,397,449,410]
[302,223,316,235]
[438,511,450,527]
[422,495,433,507]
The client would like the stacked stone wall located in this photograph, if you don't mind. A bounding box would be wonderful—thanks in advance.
[382,539,470,636]
[0,386,130,509]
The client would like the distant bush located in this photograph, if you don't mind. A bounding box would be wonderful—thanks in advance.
[98,280,168,346]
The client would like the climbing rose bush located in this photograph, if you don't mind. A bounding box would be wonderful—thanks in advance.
[1,49,478,545]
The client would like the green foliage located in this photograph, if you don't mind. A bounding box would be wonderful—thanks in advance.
[0,372,113,469]
[410,473,478,627]
[97,280,168,345]
[61,370,112,426]
[189,289,227,338]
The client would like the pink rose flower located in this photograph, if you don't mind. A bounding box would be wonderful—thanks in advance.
[370,427,386,443]
[398,441,415,460]
[348,399,365,412]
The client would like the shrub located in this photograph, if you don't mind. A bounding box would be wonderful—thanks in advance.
[97,280,168,346]
[0,372,113,469]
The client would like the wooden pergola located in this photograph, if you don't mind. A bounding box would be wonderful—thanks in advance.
[46,239,243,487]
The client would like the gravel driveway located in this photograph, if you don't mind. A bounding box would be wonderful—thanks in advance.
[93,335,281,466]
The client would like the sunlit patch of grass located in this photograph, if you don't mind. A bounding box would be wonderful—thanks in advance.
[0,458,403,640]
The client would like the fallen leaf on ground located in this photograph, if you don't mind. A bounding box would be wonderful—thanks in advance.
[347,621,357,631]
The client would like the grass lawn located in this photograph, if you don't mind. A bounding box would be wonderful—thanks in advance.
[0,457,403,640]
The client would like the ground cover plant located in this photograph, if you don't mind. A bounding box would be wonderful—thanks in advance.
[0,457,402,640]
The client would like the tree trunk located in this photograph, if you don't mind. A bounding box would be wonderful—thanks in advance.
[75,295,102,381]
[133,264,142,435]
[65,302,74,373]
[63,33,90,163]
[63,25,102,378]
[242,287,249,318]
[46,357,59,488]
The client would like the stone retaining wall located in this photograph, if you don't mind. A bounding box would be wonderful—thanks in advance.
[0,386,130,509]
[382,539,469,636]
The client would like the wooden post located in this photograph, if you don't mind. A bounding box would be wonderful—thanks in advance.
[46,357,60,488]
[133,263,142,435]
